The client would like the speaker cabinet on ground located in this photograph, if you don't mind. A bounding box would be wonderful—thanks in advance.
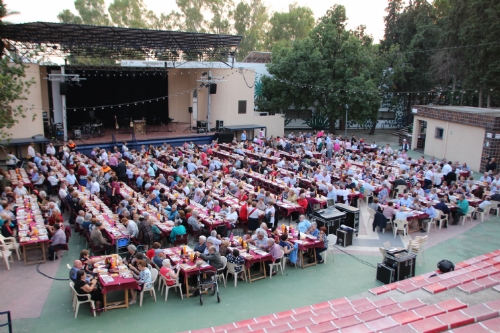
[60,82,68,95]
[214,132,233,144]
[209,84,217,94]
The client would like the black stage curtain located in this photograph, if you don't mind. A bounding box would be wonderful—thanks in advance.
[65,70,169,128]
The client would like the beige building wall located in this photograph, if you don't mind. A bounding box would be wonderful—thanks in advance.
[168,68,256,128]
[1,63,45,159]
[253,114,285,138]
[413,116,485,172]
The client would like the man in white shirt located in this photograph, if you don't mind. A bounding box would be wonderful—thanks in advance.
[442,162,452,176]
[58,182,68,200]
[28,142,36,159]
[46,143,56,156]
[423,167,434,190]
[90,177,100,195]
[123,219,139,238]
[479,172,492,183]
[226,206,239,228]
[14,183,28,196]
[398,193,413,207]
[65,169,77,186]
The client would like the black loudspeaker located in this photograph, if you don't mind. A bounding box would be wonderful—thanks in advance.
[216,120,224,130]
[188,107,193,114]
[209,84,217,94]
[60,82,68,95]
[215,132,233,144]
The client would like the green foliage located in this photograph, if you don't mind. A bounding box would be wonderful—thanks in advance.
[265,3,314,49]
[302,111,330,130]
[0,1,35,141]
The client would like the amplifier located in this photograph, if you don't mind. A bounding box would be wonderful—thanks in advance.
[334,203,360,236]
[336,228,353,248]
[384,249,416,281]
[312,209,345,235]
[376,263,395,284]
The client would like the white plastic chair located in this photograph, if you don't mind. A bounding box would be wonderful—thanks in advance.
[0,244,13,270]
[424,215,439,233]
[159,275,183,301]
[225,262,247,287]
[269,249,284,278]
[476,204,491,222]
[461,206,475,226]
[393,219,408,239]
[435,209,449,230]
[408,235,428,266]
[322,234,337,262]
[70,281,96,318]
[363,189,373,205]
[0,235,20,260]
[217,256,228,287]
[367,208,376,225]
[490,201,500,216]
[139,268,158,306]
[379,247,387,260]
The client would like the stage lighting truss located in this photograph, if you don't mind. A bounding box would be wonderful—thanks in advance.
[0,22,241,66]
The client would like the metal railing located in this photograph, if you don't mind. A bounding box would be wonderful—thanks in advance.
[0,311,12,333]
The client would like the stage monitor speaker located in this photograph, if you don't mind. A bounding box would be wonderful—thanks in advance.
[188,107,193,114]
[215,132,233,144]
[216,120,224,130]
[209,83,217,94]
[60,83,68,95]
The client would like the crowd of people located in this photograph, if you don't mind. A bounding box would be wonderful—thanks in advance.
[3,129,496,307]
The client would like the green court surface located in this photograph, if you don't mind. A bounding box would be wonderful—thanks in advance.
[3,217,499,333]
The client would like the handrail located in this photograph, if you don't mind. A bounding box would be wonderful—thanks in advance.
[0,311,12,333]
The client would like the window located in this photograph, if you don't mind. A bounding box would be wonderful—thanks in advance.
[435,127,444,139]
[285,110,312,119]
[238,100,247,114]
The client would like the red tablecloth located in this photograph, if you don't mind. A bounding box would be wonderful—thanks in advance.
[163,247,215,278]
[243,249,273,269]
[99,275,140,294]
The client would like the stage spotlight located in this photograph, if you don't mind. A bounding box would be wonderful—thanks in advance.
[202,72,208,76]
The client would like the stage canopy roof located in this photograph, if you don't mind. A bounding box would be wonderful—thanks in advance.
[0,22,242,64]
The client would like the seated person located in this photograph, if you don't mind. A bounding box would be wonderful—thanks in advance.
[159,259,180,286]
[128,259,152,305]
[250,230,268,250]
[170,220,186,243]
[152,251,167,268]
[197,246,224,270]
[74,269,103,309]
[266,239,282,276]
[315,227,329,264]
[226,248,245,273]
[146,242,162,260]
[90,222,112,255]
[279,233,298,266]
[194,235,207,253]
[297,215,311,233]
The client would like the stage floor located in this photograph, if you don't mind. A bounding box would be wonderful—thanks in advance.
[67,122,215,146]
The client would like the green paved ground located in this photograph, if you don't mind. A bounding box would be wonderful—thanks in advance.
[3,216,499,333]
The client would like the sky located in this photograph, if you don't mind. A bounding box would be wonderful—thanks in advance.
[5,0,389,42]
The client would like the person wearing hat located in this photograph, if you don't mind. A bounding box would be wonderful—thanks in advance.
[401,139,410,152]
[90,221,112,254]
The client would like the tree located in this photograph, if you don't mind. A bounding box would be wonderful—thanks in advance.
[263,5,383,134]
[265,3,314,49]
[108,0,149,28]
[233,0,269,60]
[0,0,35,140]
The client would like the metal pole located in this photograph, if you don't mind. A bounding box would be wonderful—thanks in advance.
[345,106,348,137]
[61,66,68,142]
[207,71,212,132]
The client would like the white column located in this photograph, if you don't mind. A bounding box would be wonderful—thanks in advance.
[61,66,68,141]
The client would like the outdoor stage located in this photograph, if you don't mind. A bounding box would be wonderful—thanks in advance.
[71,122,216,155]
